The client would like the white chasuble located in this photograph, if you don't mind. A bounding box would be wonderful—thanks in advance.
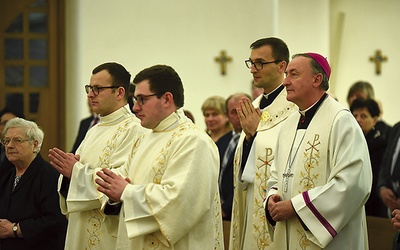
[108,109,224,250]
[58,105,148,250]
[229,91,296,250]
[267,96,372,249]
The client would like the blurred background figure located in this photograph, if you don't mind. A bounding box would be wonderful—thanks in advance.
[183,109,195,123]
[350,98,391,217]
[216,92,252,249]
[201,95,231,142]
[70,100,98,153]
[250,80,264,100]
[0,118,67,250]
[127,83,136,113]
[347,80,390,140]
[347,81,375,106]
[0,107,25,167]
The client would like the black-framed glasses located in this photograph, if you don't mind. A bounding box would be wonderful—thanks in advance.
[85,85,119,96]
[132,94,158,106]
[245,59,283,70]
[2,137,31,146]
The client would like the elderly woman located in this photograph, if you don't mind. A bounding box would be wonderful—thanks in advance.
[0,118,67,250]
[201,95,232,142]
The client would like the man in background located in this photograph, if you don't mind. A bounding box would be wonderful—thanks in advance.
[70,100,98,153]
[216,92,251,249]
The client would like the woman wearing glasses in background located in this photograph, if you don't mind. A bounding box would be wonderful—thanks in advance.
[0,118,67,250]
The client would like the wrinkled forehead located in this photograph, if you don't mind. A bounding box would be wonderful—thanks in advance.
[287,56,312,72]
[4,127,25,137]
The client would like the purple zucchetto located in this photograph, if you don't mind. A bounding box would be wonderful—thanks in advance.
[306,53,331,79]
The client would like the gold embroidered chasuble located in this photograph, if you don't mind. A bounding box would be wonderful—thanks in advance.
[106,109,224,250]
[58,105,148,250]
[229,90,296,250]
[267,96,372,249]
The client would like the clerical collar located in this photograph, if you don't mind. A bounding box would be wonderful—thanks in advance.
[260,84,284,109]
[297,93,328,129]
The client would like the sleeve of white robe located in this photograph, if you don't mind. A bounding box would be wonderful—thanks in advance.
[121,133,219,247]
[291,111,372,248]
[58,123,142,214]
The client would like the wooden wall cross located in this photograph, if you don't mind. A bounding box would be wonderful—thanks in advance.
[215,50,232,75]
[369,50,388,75]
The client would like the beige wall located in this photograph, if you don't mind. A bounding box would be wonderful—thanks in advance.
[330,0,399,125]
[65,0,399,150]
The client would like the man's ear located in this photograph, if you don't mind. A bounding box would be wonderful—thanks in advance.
[279,61,287,73]
[116,87,126,100]
[163,92,174,106]
[312,73,323,88]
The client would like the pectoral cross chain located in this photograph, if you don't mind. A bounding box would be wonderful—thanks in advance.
[283,171,294,192]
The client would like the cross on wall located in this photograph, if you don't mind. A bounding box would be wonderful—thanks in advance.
[215,50,232,75]
[369,49,388,75]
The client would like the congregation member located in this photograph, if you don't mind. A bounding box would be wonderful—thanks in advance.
[48,62,147,250]
[266,53,372,249]
[350,98,391,217]
[347,80,390,137]
[202,95,231,142]
[216,92,251,249]
[95,64,224,249]
[379,120,400,247]
[229,37,296,250]
[70,100,98,153]
[0,118,67,250]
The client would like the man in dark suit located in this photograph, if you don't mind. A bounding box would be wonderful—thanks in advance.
[70,101,98,153]
[216,92,251,249]
[378,121,400,215]
[379,121,400,249]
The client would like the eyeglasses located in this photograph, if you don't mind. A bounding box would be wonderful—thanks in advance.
[2,137,31,146]
[245,59,283,70]
[85,85,120,96]
[132,94,158,106]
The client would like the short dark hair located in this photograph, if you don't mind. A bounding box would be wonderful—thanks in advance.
[0,106,25,119]
[350,98,380,118]
[92,62,131,100]
[133,65,184,108]
[250,37,290,65]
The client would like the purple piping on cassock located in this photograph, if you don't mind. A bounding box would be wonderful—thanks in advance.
[302,191,337,238]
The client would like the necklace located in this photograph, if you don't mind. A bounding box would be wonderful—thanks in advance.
[12,175,23,192]
[283,130,306,193]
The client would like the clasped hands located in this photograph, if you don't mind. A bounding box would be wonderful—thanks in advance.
[95,168,131,202]
[236,97,261,141]
[0,219,14,239]
[48,147,79,179]
[267,194,296,222]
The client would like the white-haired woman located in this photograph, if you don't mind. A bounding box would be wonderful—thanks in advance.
[0,118,67,250]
